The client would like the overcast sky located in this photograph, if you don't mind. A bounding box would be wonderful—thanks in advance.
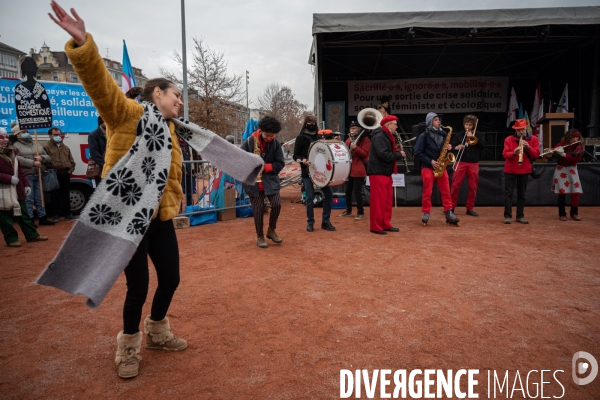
[2,0,598,110]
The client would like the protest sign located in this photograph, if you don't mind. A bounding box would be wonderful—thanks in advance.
[348,76,509,116]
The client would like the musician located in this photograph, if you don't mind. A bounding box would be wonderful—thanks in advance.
[502,118,540,224]
[293,115,335,232]
[547,128,584,221]
[339,121,371,220]
[413,112,459,226]
[367,115,405,234]
[450,114,485,216]
[241,116,285,248]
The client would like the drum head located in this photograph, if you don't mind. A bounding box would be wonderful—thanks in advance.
[308,142,334,188]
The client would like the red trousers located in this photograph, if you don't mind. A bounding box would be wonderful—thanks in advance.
[421,168,452,213]
[369,175,393,231]
[450,161,479,211]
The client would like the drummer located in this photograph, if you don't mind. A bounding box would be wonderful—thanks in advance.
[293,115,336,232]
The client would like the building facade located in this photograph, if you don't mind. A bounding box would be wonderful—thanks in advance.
[0,42,26,79]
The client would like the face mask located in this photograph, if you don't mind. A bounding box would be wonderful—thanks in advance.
[306,124,317,132]
[20,133,31,139]
[53,136,62,143]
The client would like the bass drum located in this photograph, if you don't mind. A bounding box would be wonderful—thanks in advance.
[308,140,351,188]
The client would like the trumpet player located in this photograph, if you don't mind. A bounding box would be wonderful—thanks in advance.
[502,119,540,224]
[413,112,459,226]
[547,128,584,221]
[367,115,405,234]
[450,115,484,216]
[339,122,371,220]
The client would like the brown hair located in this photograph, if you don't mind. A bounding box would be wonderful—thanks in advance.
[463,114,477,126]
[139,78,176,103]
[563,128,581,144]
[126,86,144,99]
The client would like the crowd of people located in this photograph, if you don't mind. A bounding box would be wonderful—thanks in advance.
[0,0,587,381]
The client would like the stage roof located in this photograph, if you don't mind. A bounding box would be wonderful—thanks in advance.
[312,7,600,34]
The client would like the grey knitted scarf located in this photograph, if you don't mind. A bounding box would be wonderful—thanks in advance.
[37,102,263,308]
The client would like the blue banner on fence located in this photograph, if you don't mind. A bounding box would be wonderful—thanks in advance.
[0,78,100,133]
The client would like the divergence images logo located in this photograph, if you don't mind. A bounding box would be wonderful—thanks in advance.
[572,351,598,386]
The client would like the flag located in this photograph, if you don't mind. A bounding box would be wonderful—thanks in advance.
[530,83,541,135]
[538,99,545,153]
[557,83,568,113]
[518,102,524,119]
[506,87,518,127]
[524,110,532,136]
[121,40,136,93]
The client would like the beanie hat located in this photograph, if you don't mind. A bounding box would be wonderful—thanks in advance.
[380,115,398,126]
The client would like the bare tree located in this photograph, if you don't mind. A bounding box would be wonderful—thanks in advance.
[257,83,307,144]
[159,38,245,136]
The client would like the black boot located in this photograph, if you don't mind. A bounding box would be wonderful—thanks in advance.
[445,210,460,224]
[38,216,55,226]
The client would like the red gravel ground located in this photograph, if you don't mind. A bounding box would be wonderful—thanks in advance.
[1,185,599,399]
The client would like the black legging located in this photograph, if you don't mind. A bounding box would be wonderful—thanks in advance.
[123,219,180,334]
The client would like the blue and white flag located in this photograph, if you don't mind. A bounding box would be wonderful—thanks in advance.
[506,87,518,127]
[121,40,136,93]
[556,83,568,113]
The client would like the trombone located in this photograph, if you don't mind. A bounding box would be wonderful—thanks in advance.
[453,118,479,172]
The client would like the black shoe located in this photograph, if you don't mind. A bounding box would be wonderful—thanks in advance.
[466,210,479,217]
[321,222,336,231]
[371,230,387,235]
[385,227,399,232]
[65,214,76,220]
[306,224,314,232]
[38,218,55,226]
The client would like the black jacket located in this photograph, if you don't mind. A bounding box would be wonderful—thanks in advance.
[450,130,485,163]
[88,126,107,167]
[414,127,448,170]
[292,130,319,178]
[366,127,404,176]
[241,134,284,196]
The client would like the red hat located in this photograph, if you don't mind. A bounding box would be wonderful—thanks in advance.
[380,115,398,126]
[512,119,528,130]
[571,130,581,138]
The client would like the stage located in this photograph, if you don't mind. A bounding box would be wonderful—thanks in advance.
[336,162,600,207]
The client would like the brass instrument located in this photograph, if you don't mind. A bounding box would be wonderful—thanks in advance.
[517,135,524,165]
[357,107,383,130]
[254,133,262,182]
[433,125,455,178]
[453,118,479,172]
[540,140,581,157]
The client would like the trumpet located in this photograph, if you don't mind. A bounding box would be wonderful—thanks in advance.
[540,140,581,157]
[453,118,479,172]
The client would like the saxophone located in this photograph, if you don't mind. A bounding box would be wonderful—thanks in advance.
[517,135,524,165]
[253,133,262,183]
[433,125,455,178]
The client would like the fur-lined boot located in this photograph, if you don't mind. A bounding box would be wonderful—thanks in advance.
[115,331,143,379]
[144,316,188,351]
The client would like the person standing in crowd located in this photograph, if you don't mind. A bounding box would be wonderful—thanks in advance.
[413,112,460,226]
[450,114,485,216]
[43,128,76,221]
[293,115,335,232]
[367,115,404,234]
[502,118,540,224]
[241,116,285,248]
[11,122,55,226]
[547,128,584,221]
[0,129,48,247]
[339,121,370,221]
[45,1,262,380]
[377,96,391,118]
[88,116,106,186]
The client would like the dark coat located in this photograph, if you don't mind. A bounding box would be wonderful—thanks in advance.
[241,133,285,196]
[413,127,448,170]
[367,127,403,176]
[0,149,30,201]
[292,130,319,178]
[450,130,485,163]
[88,126,107,167]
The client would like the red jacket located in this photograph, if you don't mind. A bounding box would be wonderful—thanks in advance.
[345,136,371,178]
[553,140,583,167]
[502,134,540,174]
[0,149,30,201]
